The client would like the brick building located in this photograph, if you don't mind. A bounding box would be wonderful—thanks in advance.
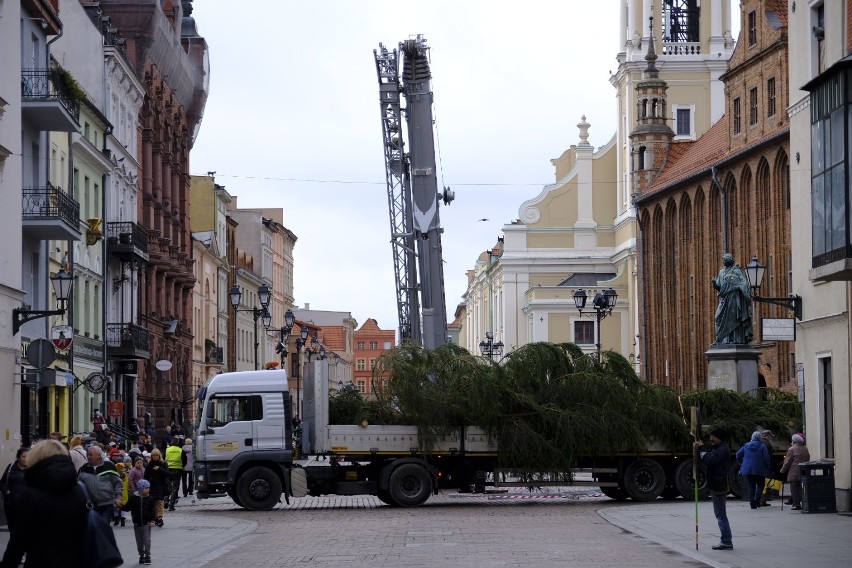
[100,0,209,430]
[353,319,395,396]
[634,0,791,390]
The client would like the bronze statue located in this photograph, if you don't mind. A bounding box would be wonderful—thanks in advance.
[711,253,753,345]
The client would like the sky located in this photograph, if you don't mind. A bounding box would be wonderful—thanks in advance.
[188,1,625,334]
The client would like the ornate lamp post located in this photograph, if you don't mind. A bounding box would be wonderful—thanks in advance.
[478,331,503,360]
[12,265,74,335]
[229,283,272,370]
[744,257,803,320]
[294,325,309,418]
[572,288,618,363]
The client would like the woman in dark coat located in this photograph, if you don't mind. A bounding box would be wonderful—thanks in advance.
[143,448,170,526]
[12,440,87,568]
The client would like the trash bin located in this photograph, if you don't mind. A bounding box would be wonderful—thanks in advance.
[799,461,836,514]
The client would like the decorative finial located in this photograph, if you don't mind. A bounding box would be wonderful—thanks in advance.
[645,15,659,78]
[577,115,592,147]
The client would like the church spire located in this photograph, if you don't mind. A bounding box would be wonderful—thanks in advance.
[645,16,659,79]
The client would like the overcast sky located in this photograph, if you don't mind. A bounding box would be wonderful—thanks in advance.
[190,2,630,334]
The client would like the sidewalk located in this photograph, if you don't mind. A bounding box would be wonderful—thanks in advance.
[600,497,852,568]
[0,499,257,568]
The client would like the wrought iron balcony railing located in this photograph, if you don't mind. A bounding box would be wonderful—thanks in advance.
[22,184,80,226]
[21,68,81,121]
[106,221,149,251]
[106,322,150,353]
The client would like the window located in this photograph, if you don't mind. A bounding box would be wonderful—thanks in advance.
[749,87,758,126]
[574,321,595,345]
[767,78,776,117]
[357,341,364,350]
[733,98,742,134]
[747,11,757,46]
[384,341,392,349]
[820,358,834,458]
[370,358,377,369]
[356,358,366,371]
[370,341,378,349]
[814,4,825,74]
[207,395,262,427]
[356,380,366,393]
[808,71,848,266]
[673,105,695,139]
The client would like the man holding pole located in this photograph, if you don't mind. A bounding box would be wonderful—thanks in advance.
[696,427,733,550]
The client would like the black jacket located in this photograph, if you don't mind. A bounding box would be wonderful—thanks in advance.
[143,459,170,499]
[122,491,156,526]
[16,455,87,568]
[701,441,731,493]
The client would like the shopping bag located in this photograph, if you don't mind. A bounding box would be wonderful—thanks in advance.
[78,481,124,568]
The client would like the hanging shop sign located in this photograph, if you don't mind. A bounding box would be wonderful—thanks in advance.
[85,372,108,394]
[51,325,73,350]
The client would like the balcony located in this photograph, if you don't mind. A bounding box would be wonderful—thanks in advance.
[21,68,81,132]
[661,42,701,56]
[22,185,82,241]
[205,346,224,365]
[106,222,150,264]
[106,322,150,360]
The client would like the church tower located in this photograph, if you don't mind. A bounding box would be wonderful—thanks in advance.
[612,0,736,214]
[630,22,674,198]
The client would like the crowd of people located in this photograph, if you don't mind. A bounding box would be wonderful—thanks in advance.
[0,417,195,567]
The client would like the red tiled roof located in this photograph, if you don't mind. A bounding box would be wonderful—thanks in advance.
[645,115,788,199]
[648,116,729,191]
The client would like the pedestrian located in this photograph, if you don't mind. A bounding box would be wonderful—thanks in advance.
[780,433,811,510]
[164,438,185,510]
[9,439,87,568]
[77,445,123,524]
[0,447,29,568]
[181,438,194,498]
[736,431,772,509]
[68,435,87,472]
[113,462,130,527]
[144,448,170,526]
[758,430,777,506]
[697,427,733,551]
[122,478,156,565]
[129,456,145,493]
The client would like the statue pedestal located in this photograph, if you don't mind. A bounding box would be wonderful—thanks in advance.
[705,345,760,394]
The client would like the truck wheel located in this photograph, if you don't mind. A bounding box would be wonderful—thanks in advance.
[388,464,432,507]
[727,463,742,498]
[674,459,709,500]
[623,459,666,501]
[599,485,628,501]
[237,466,282,511]
[227,489,244,508]
[376,489,396,506]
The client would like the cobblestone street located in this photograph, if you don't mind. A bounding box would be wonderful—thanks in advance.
[192,492,707,568]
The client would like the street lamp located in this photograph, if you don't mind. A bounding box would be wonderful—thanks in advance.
[573,287,618,363]
[478,331,503,360]
[744,257,803,321]
[13,266,74,335]
[294,325,309,419]
[229,283,272,370]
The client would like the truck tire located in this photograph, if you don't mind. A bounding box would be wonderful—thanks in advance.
[227,489,244,508]
[375,489,396,506]
[727,463,742,498]
[388,463,432,507]
[622,459,666,501]
[674,459,709,500]
[237,466,282,511]
[599,485,628,501]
